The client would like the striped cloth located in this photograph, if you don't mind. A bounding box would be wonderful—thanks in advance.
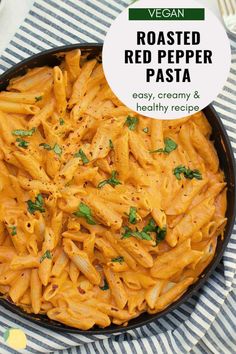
[0,1,236,353]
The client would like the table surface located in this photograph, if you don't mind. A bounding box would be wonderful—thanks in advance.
[0,0,222,56]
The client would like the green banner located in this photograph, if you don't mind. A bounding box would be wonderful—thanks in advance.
[129,8,205,21]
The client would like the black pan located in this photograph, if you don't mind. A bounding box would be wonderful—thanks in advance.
[0,44,235,335]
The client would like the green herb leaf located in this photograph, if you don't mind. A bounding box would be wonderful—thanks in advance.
[124,116,139,131]
[109,139,114,149]
[53,143,62,157]
[98,171,121,189]
[9,225,17,236]
[100,278,109,290]
[73,202,96,225]
[27,194,45,214]
[59,118,65,125]
[143,127,149,133]
[155,226,167,246]
[35,95,43,102]
[3,329,10,342]
[16,138,29,149]
[111,256,124,263]
[74,149,89,164]
[40,250,52,263]
[150,138,177,154]
[122,226,152,241]
[143,218,157,233]
[39,143,52,150]
[39,143,62,157]
[128,207,137,224]
[12,127,36,137]
[173,165,202,180]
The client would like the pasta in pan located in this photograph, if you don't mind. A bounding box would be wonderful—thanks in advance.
[0,49,227,330]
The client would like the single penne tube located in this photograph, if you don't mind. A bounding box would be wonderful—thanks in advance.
[31,269,42,314]
[28,99,55,128]
[0,91,44,104]
[85,195,122,230]
[121,271,141,290]
[154,277,194,311]
[152,239,191,269]
[150,250,203,279]
[14,151,50,182]
[0,270,21,285]
[137,274,157,288]
[69,261,80,283]
[63,239,101,285]
[53,66,67,116]
[95,238,118,259]
[190,122,219,172]
[86,299,134,320]
[120,238,153,268]
[145,280,166,309]
[107,261,129,272]
[128,131,152,167]
[38,256,52,287]
[10,254,39,270]
[104,266,128,309]
[48,308,96,330]
[165,179,208,215]
[68,59,97,108]
[114,132,129,181]
[166,197,215,247]
[0,101,40,114]
[8,67,52,91]
[68,304,111,328]
[9,269,31,303]
[65,49,81,80]
[104,231,137,270]
[51,250,69,277]
[150,119,164,152]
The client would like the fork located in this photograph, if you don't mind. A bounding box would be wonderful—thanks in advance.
[218,0,236,34]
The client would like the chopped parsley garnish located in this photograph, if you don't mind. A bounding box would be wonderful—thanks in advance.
[59,118,65,125]
[9,225,17,236]
[143,127,149,133]
[109,139,114,149]
[155,226,167,246]
[173,165,202,180]
[53,143,62,157]
[100,279,109,290]
[111,256,124,263]
[150,138,177,154]
[12,127,36,137]
[16,138,29,149]
[40,250,52,263]
[74,149,89,164]
[39,143,62,157]
[143,218,167,246]
[73,202,96,225]
[35,95,43,102]
[124,116,139,131]
[122,219,167,245]
[122,226,152,241]
[39,143,51,150]
[128,207,137,224]
[98,171,121,189]
[27,194,45,214]
[143,218,157,233]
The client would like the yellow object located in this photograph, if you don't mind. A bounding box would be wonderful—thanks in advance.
[4,328,27,350]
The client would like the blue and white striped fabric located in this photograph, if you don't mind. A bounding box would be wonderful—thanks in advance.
[0,1,236,353]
